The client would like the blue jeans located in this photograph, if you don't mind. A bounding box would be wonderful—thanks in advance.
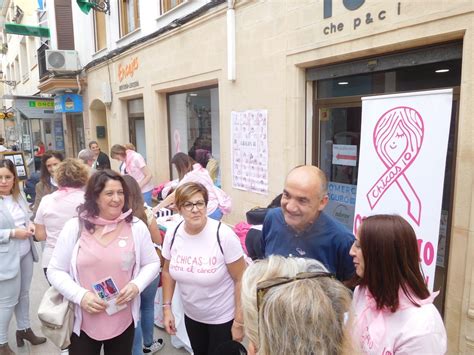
[132,276,160,354]
[142,190,153,207]
[208,208,223,221]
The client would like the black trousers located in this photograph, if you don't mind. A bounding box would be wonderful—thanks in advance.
[69,322,134,355]
[184,314,233,355]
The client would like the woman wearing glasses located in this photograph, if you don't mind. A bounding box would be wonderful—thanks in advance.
[0,159,45,355]
[349,214,446,354]
[162,182,246,355]
[241,255,354,355]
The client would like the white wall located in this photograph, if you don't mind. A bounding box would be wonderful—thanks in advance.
[72,0,212,69]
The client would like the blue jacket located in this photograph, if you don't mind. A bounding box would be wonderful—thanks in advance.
[0,195,39,281]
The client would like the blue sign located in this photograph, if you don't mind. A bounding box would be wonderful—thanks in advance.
[54,94,83,113]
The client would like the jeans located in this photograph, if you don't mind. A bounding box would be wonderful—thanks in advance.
[132,276,160,354]
[142,190,153,207]
[0,251,34,343]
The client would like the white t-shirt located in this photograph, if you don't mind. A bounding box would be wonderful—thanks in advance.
[34,188,85,267]
[162,218,243,324]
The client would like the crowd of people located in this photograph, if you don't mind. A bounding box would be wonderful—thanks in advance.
[0,140,448,355]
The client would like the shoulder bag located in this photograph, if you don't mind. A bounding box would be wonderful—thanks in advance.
[37,219,83,349]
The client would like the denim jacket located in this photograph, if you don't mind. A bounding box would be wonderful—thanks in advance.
[0,195,39,281]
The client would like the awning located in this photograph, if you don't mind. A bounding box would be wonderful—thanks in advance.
[4,23,50,38]
[77,0,95,14]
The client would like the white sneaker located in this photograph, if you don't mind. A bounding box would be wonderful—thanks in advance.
[143,338,164,353]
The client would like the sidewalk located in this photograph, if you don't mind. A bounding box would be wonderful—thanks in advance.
[7,247,189,355]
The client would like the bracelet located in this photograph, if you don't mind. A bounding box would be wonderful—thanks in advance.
[233,320,244,327]
[162,302,172,308]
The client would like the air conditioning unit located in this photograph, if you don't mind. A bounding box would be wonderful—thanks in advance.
[45,50,81,72]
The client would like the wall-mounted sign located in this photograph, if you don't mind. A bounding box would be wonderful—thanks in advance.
[118,57,139,82]
[15,98,58,119]
[322,0,402,36]
[54,94,83,113]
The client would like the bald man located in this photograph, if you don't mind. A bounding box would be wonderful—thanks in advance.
[261,165,355,281]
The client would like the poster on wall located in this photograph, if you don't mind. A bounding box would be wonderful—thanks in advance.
[326,182,357,231]
[231,110,268,194]
[0,151,28,180]
[353,89,453,291]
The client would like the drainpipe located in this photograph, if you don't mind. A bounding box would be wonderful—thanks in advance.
[227,0,236,81]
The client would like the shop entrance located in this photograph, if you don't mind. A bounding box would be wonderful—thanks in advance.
[310,42,462,316]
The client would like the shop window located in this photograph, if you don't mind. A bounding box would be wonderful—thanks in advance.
[312,45,462,316]
[120,0,140,37]
[127,98,146,159]
[161,0,184,14]
[167,87,220,181]
[94,10,107,51]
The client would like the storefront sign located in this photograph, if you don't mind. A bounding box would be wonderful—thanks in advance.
[332,144,357,166]
[15,98,58,119]
[118,57,139,82]
[231,110,268,195]
[353,89,453,290]
[54,94,83,113]
[322,1,402,35]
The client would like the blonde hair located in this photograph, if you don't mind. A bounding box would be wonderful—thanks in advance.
[241,256,355,355]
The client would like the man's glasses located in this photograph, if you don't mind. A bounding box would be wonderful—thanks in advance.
[182,200,206,211]
[256,271,334,313]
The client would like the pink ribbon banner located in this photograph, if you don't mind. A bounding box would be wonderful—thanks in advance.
[366,106,424,225]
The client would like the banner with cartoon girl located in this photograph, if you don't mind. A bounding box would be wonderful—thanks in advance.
[353,89,453,291]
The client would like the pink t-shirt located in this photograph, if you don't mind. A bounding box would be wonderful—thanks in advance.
[352,286,447,355]
[34,188,85,267]
[162,218,243,324]
[125,150,154,193]
[76,223,135,340]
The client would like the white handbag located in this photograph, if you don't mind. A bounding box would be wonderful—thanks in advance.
[37,286,74,349]
[37,219,82,349]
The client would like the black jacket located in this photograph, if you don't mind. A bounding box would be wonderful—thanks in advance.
[95,151,111,170]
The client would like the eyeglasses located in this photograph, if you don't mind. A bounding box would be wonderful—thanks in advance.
[182,200,206,211]
[256,271,334,315]
[0,175,14,182]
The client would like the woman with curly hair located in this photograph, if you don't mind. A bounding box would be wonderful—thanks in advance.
[34,158,89,280]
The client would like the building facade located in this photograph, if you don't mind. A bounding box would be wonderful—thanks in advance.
[75,0,473,351]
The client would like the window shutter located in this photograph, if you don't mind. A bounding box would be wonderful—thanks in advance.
[55,0,75,50]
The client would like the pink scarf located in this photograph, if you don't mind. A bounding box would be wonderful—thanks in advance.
[80,209,132,237]
[52,187,83,200]
[356,286,438,348]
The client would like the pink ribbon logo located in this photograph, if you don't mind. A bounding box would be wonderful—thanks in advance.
[366,106,424,225]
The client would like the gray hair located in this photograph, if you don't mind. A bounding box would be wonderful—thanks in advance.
[78,149,95,164]
[241,256,355,355]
